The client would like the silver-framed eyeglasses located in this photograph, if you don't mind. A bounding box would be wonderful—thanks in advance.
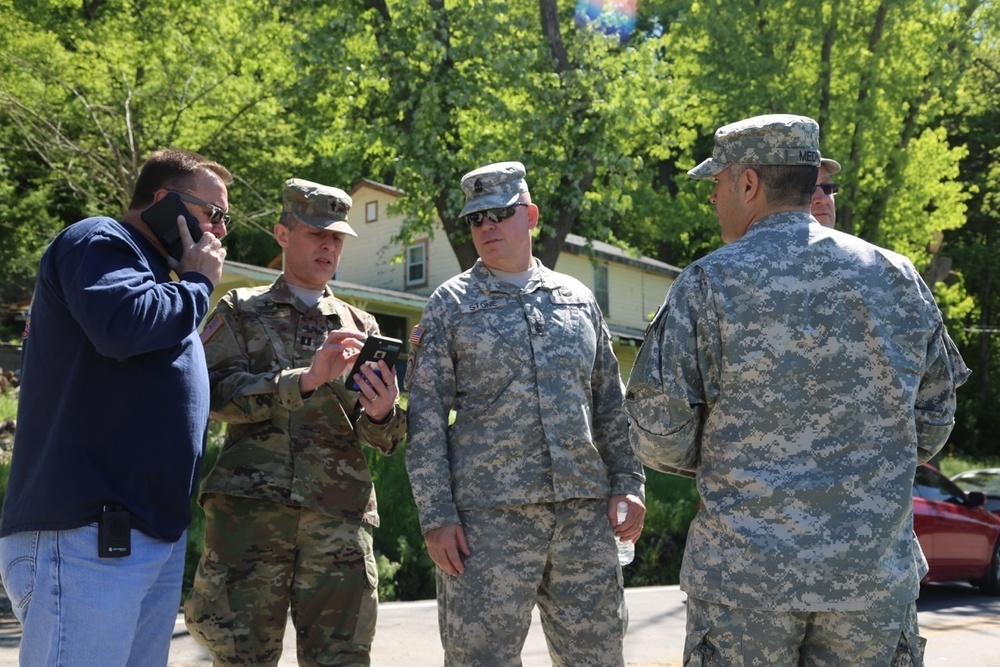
[814,183,839,196]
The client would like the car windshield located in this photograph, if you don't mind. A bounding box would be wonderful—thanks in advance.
[915,465,968,504]
[952,469,1000,495]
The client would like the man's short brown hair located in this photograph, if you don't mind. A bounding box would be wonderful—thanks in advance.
[129,148,232,210]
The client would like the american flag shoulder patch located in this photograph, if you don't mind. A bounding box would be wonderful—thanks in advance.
[200,313,225,345]
[408,325,426,346]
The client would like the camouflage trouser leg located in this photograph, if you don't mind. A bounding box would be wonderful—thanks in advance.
[437,499,626,667]
[184,494,379,667]
[684,596,925,666]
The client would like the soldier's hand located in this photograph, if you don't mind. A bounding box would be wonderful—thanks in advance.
[608,494,646,544]
[424,524,470,577]
[176,216,226,287]
[354,359,399,423]
[300,330,365,394]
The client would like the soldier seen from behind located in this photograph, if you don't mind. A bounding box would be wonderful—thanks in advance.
[625,114,970,666]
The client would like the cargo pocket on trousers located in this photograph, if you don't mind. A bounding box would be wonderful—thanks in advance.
[184,556,237,660]
[683,626,721,666]
[346,540,380,645]
[891,629,927,667]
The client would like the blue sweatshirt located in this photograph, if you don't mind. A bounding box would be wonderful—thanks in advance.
[0,217,213,542]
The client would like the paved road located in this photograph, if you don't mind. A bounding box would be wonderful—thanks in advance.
[1,583,998,665]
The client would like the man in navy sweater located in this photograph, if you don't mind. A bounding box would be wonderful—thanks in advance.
[0,148,230,666]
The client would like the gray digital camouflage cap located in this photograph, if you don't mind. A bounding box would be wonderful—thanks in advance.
[459,161,530,217]
[282,178,357,236]
[688,114,822,180]
[821,157,842,175]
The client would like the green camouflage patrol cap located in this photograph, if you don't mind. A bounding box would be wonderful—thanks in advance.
[282,178,357,236]
[688,114,821,180]
[459,161,529,217]
[821,157,842,174]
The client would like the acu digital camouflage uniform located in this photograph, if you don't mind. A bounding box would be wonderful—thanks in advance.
[185,181,406,667]
[405,162,645,667]
[624,114,970,666]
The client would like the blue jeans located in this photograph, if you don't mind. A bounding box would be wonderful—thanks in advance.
[0,525,186,667]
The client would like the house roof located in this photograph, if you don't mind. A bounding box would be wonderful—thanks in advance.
[563,234,682,278]
[349,178,405,199]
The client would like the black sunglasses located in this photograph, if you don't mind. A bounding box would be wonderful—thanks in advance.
[814,183,840,196]
[171,190,232,226]
[464,203,528,227]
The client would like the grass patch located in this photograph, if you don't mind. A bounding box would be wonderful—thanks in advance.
[933,448,1000,478]
[625,469,699,587]
[0,392,16,422]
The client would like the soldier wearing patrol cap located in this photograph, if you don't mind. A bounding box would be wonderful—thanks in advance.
[405,161,646,666]
[282,177,358,235]
[185,178,406,665]
[626,114,969,665]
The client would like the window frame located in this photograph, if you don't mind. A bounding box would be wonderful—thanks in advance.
[405,239,429,288]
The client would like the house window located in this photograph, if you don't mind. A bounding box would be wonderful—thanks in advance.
[406,241,428,288]
[594,263,609,316]
[365,200,378,223]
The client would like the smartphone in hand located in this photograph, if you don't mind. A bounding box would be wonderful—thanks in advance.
[140,192,204,262]
[347,335,403,391]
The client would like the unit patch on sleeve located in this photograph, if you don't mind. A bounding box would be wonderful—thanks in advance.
[409,325,427,346]
[200,313,225,345]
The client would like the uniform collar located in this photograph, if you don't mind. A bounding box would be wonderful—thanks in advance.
[471,258,560,295]
[269,274,341,316]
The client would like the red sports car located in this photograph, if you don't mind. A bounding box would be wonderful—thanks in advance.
[913,463,1000,594]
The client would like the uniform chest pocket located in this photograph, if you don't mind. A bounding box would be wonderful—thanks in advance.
[549,294,600,365]
[547,292,593,343]
[239,314,286,373]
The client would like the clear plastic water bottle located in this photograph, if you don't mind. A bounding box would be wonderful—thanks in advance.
[615,500,634,566]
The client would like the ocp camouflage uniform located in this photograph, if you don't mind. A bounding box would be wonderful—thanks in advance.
[405,259,645,667]
[625,210,970,665]
[185,274,406,666]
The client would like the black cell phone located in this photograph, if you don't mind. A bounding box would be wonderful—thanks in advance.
[98,505,131,558]
[347,335,403,391]
[140,191,204,262]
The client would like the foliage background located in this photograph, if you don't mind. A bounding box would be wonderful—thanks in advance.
[1,0,999,598]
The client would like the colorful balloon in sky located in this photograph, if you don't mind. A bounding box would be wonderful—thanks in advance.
[574,0,638,41]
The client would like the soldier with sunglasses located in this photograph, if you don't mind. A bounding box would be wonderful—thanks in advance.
[404,161,646,666]
[811,157,841,228]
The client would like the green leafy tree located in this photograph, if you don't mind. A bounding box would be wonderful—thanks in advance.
[940,1,1000,457]
[283,0,695,270]
[616,0,981,272]
[0,0,308,289]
